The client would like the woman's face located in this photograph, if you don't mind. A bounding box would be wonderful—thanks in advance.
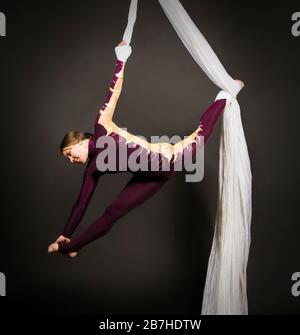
[62,141,89,164]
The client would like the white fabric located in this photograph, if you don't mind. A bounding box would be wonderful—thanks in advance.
[120,0,252,315]
[204,90,252,314]
[114,0,137,62]
[115,44,132,62]
[122,0,138,45]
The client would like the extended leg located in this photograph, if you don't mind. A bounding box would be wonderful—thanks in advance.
[199,98,226,144]
[171,98,226,166]
[58,173,171,253]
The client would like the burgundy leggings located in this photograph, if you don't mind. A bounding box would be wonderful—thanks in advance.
[58,98,226,253]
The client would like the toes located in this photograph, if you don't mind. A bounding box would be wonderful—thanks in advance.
[68,252,77,258]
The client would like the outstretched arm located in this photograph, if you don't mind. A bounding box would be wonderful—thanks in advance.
[61,171,101,238]
[98,60,125,123]
[97,41,131,124]
[57,173,172,254]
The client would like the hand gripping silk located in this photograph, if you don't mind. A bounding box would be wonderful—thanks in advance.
[121,0,252,315]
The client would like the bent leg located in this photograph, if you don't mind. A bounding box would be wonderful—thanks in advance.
[58,173,171,253]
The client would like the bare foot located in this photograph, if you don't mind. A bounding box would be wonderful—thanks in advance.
[56,235,78,258]
[67,251,78,258]
[55,235,70,244]
[48,235,78,258]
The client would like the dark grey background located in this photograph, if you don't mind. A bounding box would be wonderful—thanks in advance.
[0,0,299,314]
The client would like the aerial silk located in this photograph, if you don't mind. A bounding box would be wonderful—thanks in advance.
[118,0,252,315]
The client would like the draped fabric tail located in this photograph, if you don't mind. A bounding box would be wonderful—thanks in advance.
[201,91,252,314]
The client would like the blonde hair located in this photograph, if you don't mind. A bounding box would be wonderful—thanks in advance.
[60,131,92,153]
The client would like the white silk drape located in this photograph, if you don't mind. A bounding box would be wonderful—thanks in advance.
[119,0,252,315]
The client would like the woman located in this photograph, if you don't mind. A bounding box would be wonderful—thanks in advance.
[48,41,244,258]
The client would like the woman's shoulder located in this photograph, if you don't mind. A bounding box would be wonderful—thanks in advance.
[93,111,108,135]
[94,110,115,138]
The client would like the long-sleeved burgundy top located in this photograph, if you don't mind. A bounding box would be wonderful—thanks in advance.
[58,60,226,253]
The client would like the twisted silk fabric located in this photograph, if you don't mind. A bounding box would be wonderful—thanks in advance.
[120,0,252,315]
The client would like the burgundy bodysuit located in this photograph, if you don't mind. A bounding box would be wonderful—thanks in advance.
[58,60,226,253]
